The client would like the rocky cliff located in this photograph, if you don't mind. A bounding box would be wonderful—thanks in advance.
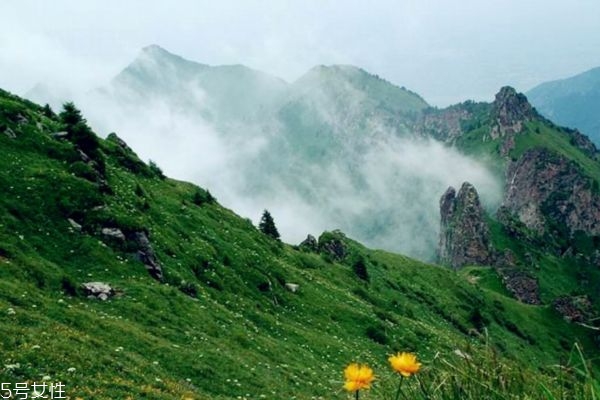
[438,182,494,268]
[504,148,600,237]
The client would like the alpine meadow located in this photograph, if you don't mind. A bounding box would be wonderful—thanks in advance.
[1,2,600,399]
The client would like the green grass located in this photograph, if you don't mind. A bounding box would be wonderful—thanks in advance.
[0,90,598,399]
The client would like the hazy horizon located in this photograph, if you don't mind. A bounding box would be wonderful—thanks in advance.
[1,1,600,107]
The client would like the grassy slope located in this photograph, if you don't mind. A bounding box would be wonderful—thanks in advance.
[0,90,597,399]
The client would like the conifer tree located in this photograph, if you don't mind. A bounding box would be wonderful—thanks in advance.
[258,210,280,241]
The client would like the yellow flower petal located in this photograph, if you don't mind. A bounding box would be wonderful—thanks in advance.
[343,363,374,392]
[389,352,422,377]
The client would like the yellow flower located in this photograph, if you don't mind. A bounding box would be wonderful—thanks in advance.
[388,352,421,377]
[343,363,375,392]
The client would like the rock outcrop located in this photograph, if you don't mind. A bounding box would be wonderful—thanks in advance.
[496,268,540,305]
[299,234,318,252]
[101,227,126,242]
[318,231,347,261]
[438,182,493,268]
[553,296,595,323]
[490,86,536,139]
[131,231,164,281]
[503,148,600,236]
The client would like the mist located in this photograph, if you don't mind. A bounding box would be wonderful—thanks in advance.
[60,73,503,261]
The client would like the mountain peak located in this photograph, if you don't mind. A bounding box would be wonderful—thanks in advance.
[490,86,536,138]
[138,44,186,62]
[493,86,530,109]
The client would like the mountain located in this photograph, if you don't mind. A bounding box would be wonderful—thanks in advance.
[527,67,600,144]
[71,46,500,262]
[429,86,600,313]
[103,45,288,126]
[1,88,598,398]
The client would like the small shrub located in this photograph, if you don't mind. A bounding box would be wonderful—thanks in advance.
[148,160,165,179]
[61,276,78,296]
[192,190,215,206]
[352,256,369,282]
[365,324,389,345]
[179,281,198,298]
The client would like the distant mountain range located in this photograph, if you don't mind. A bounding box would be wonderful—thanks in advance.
[54,45,497,261]
[25,46,600,264]
[527,66,600,144]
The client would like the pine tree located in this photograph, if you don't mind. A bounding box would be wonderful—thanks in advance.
[59,102,105,175]
[353,256,369,281]
[59,102,85,127]
[258,210,280,241]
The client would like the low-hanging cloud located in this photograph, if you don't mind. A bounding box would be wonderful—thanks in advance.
[29,53,503,263]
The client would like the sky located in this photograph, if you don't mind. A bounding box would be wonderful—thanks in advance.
[1,0,600,106]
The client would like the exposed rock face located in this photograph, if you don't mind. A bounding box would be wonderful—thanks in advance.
[131,231,163,280]
[82,282,114,301]
[504,148,600,235]
[490,86,536,140]
[566,128,598,158]
[416,106,473,143]
[318,231,347,261]
[438,182,493,268]
[496,268,540,305]
[107,132,134,153]
[299,234,318,252]
[553,296,594,323]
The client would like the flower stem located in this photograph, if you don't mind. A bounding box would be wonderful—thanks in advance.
[355,390,359,400]
[394,377,404,400]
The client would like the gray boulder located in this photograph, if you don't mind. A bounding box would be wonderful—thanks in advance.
[101,227,126,241]
[82,282,114,301]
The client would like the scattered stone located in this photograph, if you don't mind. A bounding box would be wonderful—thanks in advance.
[51,131,68,138]
[101,227,126,241]
[496,268,540,305]
[285,283,300,293]
[67,218,82,231]
[82,282,114,301]
[7,307,15,315]
[78,149,92,163]
[553,296,594,323]
[453,349,471,359]
[438,182,494,268]
[495,249,517,268]
[16,113,28,125]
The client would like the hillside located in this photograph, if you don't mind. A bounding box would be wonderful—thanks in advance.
[527,67,600,145]
[1,89,598,398]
